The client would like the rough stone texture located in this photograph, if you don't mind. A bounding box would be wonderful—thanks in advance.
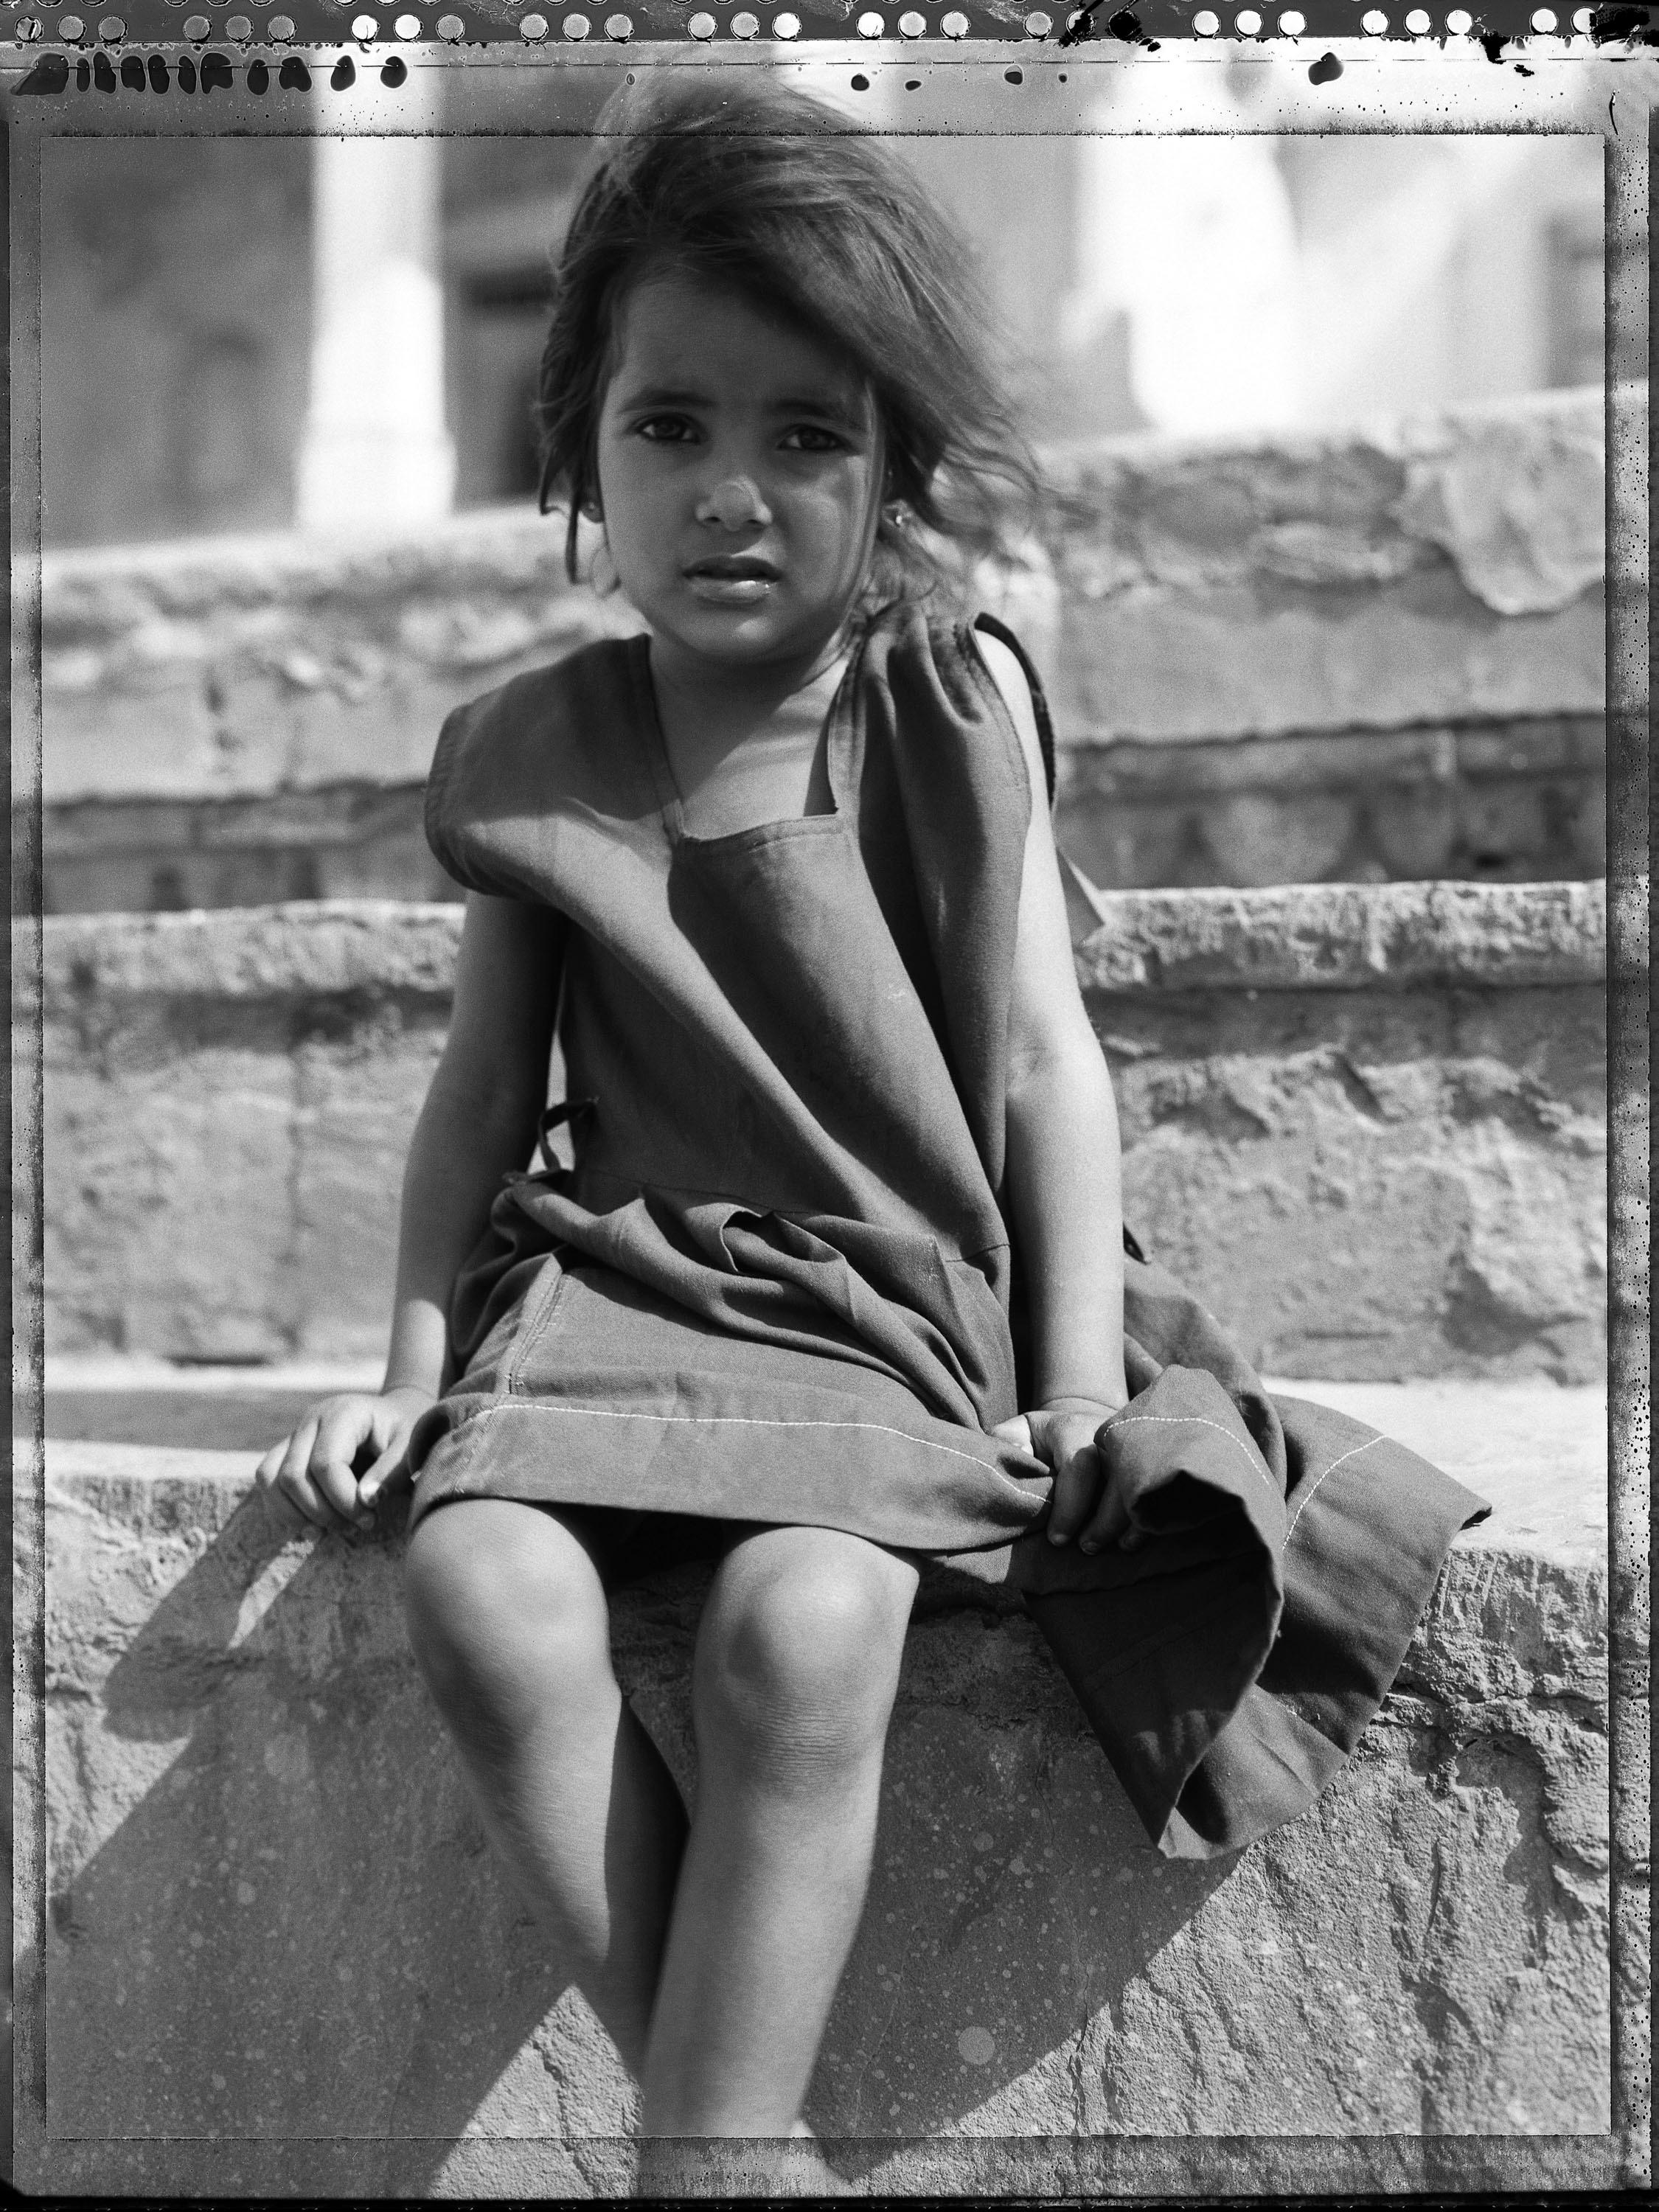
[30,882,1609,1380]
[39,393,1613,803]
[1052,714,1607,894]
[13,1377,1614,2197]
[1071,876,1605,995]
[1043,386,1614,748]
[38,512,641,807]
[42,712,1609,918]
[34,391,1621,913]
[43,782,454,917]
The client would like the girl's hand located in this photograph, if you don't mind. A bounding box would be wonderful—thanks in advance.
[995,1397,1143,1555]
[255,1385,434,1536]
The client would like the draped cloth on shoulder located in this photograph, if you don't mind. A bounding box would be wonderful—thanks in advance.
[410,602,1489,1861]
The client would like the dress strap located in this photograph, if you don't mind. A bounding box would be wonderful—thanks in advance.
[537,1097,596,1173]
[973,610,1056,809]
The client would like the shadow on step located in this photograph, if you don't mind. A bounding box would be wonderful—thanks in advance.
[35,1478,1237,2188]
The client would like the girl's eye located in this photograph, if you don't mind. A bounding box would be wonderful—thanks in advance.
[633,416,700,445]
[779,425,848,454]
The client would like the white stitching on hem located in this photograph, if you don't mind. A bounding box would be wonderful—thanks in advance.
[470,1397,1010,1476]
[1286,1433,1382,1540]
[1107,1411,1278,1496]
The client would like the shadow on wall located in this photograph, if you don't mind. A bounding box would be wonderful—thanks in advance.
[38,1486,1237,2187]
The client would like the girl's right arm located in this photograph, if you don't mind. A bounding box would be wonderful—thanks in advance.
[257,891,568,1534]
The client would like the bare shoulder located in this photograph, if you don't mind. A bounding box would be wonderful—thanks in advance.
[972,628,1046,799]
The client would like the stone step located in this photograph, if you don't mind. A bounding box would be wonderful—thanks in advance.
[17,1376,1618,2197]
[31,880,1612,1381]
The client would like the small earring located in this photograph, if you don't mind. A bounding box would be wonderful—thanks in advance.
[883,500,910,532]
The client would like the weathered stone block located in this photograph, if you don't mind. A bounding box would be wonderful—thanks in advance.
[1370,777,1458,878]
[286,1020,448,1360]
[31,883,1609,1379]
[44,711,1606,916]
[1189,787,1360,887]
[1098,981,1607,1381]
[15,1376,1615,2197]
[38,393,1618,828]
[43,1025,297,1361]
[1044,388,1615,748]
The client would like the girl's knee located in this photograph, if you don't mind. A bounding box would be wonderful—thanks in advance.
[405,1500,611,1741]
[695,1532,916,1781]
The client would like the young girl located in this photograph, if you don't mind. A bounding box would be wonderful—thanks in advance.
[259,76,1484,2185]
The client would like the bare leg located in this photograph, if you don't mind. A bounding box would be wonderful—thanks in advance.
[403,1498,687,2075]
[639,1523,918,2141]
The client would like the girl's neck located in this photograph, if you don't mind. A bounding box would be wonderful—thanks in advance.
[647,622,855,751]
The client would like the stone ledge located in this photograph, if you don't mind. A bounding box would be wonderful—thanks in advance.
[36,389,1627,814]
[17,1379,1617,2194]
[40,709,1610,918]
[33,877,1612,1010]
[1072,877,1608,996]
[1044,386,1618,746]
[30,880,1610,1377]
[1043,389,1607,621]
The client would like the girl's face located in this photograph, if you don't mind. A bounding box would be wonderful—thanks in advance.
[593,269,884,675]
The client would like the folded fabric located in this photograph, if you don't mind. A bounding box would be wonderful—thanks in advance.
[1007,1258,1489,1857]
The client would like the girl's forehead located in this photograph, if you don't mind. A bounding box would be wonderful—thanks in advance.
[608,267,872,411]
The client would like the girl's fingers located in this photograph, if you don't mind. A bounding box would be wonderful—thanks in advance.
[992,1413,1034,1455]
[257,1464,316,1536]
[261,1416,317,1489]
[254,1436,291,1490]
[1076,1478,1133,1557]
[283,1464,357,1535]
[1044,1443,1101,1545]
[257,1419,349,1535]
[256,1420,316,1528]
[310,1405,377,1527]
[357,1430,414,1509]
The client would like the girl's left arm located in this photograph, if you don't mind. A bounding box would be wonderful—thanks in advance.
[978,633,1135,1554]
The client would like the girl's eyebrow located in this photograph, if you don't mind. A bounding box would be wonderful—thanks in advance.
[613,382,715,411]
[612,382,868,433]
[770,394,869,433]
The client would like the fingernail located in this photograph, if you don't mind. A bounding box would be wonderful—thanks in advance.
[1079,1537,1099,1555]
[1048,1529,1068,1546]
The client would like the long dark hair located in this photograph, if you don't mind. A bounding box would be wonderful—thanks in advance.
[535,74,1041,608]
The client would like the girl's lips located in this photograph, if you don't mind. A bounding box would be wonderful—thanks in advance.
[685,571,778,606]
[685,555,781,580]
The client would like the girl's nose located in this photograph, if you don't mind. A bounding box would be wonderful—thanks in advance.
[697,476,772,532]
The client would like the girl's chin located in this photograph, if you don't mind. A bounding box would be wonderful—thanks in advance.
[650,599,846,667]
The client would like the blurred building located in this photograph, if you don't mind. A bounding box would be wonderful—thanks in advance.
[41,121,1602,547]
[35,113,1608,917]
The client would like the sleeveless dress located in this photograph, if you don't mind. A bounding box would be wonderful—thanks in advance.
[407,602,1488,1861]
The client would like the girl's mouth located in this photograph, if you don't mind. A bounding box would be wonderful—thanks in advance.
[684,556,781,607]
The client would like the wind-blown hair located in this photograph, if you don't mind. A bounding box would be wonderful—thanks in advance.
[535,74,1040,608]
